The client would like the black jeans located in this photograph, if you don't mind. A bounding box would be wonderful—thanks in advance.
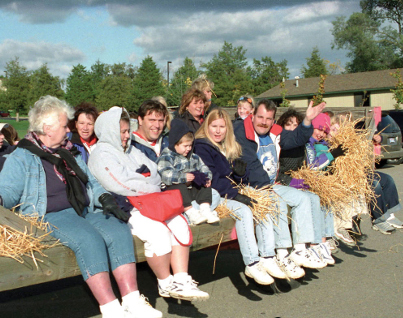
[166,184,212,208]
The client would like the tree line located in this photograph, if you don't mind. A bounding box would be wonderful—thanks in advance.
[0,0,401,113]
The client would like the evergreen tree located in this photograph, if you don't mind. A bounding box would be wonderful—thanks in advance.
[90,60,110,100]
[130,56,165,110]
[301,47,328,78]
[65,64,94,106]
[4,57,31,114]
[28,64,64,106]
[201,41,253,106]
[96,75,133,111]
[167,57,200,106]
[248,57,289,95]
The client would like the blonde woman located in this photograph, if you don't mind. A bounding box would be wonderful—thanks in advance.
[194,108,305,282]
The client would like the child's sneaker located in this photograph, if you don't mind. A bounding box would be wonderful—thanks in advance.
[200,205,220,223]
[185,208,207,225]
[245,261,274,285]
[169,275,210,301]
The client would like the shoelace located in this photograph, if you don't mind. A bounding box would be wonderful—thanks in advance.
[139,295,153,308]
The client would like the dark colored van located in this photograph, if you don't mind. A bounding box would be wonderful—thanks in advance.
[377,112,403,166]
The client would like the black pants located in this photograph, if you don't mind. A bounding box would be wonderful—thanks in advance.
[166,184,212,208]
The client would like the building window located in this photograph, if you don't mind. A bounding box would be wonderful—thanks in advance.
[354,92,370,107]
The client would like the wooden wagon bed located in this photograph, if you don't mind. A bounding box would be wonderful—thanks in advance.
[0,206,236,293]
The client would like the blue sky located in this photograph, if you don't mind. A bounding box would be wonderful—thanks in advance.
[0,0,362,80]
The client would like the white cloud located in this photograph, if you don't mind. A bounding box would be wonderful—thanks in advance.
[0,39,85,77]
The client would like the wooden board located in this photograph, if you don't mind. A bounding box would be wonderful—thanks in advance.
[0,206,236,292]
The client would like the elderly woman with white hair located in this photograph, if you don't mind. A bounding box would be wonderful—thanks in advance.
[0,96,162,318]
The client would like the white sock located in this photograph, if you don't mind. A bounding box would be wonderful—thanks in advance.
[276,248,289,260]
[185,207,198,215]
[157,275,173,289]
[100,299,121,315]
[294,243,306,251]
[199,203,211,213]
[173,272,189,283]
[122,290,140,306]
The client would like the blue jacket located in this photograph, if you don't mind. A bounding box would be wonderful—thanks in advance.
[131,134,169,163]
[0,147,107,217]
[193,138,247,199]
[234,115,313,188]
[70,132,90,163]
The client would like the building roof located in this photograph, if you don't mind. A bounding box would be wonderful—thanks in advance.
[257,68,403,99]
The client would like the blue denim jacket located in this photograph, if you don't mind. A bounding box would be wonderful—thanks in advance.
[0,147,106,216]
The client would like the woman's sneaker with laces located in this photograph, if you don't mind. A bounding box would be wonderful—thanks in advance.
[261,256,286,279]
[168,275,210,301]
[278,256,305,279]
[335,228,356,246]
[386,213,403,229]
[123,294,163,318]
[326,238,339,254]
[245,260,275,285]
[316,243,335,265]
[290,248,326,269]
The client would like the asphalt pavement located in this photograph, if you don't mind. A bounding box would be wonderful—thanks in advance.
[1,163,403,318]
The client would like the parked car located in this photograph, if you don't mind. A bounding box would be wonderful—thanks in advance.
[0,111,10,117]
[376,112,403,167]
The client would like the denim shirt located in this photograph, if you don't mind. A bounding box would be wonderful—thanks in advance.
[0,147,106,217]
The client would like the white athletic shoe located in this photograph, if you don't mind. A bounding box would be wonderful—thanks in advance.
[123,295,163,318]
[261,256,287,279]
[278,256,305,279]
[289,248,327,269]
[245,261,275,285]
[200,208,220,224]
[168,275,210,301]
[185,208,207,225]
[317,243,335,265]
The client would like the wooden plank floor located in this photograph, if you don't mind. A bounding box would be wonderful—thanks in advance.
[0,206,236,292]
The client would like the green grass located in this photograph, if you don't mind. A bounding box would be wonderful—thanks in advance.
[1,118,29,139]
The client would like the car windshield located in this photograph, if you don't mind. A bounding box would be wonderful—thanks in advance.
[378,115,401,133]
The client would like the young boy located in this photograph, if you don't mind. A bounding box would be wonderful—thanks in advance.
[157,119,219,225]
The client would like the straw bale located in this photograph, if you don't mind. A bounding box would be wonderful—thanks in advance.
[291,118,376,217]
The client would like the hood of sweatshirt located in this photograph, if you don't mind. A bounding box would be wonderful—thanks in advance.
[95,106,129,153]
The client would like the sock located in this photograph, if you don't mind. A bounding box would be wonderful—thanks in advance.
[122,290,140,306]
[185,207,198,215]
[294,243,306,251]
[100,299,122,315]
[199,203,211,213]
[276,248,289,260]
[157,275,173,289]
[173,272,189,283]
[248,260,259,267]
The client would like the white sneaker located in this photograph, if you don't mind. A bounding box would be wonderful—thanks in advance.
[261,256,286,279]
[289,248,327,269]
[279,256,305,279]
[200,207,220,224]
[245,261,275,285]
[308,247,328,268]
[317,243,335,265]
[185,208,207,225]
[100,299,126,318]
[123,295,162,318]
[169,275,210,301]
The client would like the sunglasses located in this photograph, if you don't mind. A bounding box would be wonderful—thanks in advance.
[238,96,252,104]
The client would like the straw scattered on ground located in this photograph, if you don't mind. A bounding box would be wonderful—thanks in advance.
[291,117,377,218]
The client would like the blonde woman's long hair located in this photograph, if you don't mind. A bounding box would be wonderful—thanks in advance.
[195,108,242,160]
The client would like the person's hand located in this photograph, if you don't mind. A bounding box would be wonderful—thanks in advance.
[231,158,247,177]
[289,178,309,190]
[99,193,129,222]
[192,171,208,187]
[303,101,326,126]
[373,134,382,145]
[233,193,257,208]
[205,179,211,187]
[330,145,346,159]
[186,173,195,182]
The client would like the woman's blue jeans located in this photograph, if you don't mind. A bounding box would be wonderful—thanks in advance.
[223,198,276,266]
[44,208,136,281]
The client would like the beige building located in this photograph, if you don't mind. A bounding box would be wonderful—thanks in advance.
[256,69,403,110]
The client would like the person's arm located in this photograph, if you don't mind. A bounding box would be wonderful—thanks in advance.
[88,148,161,196]
[0,152,26,208]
